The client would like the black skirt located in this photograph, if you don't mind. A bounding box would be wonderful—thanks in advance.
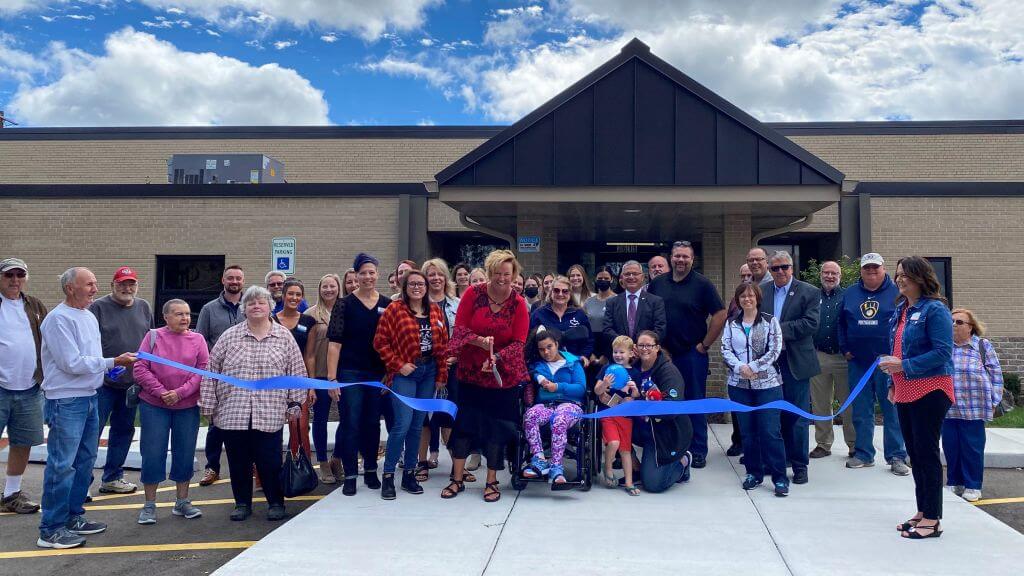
[451,383,520,454]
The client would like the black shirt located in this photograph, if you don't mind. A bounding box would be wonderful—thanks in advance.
[418,316,432,356]
[814,286,844,354]
[274,313,317,356]
[647,271,724,355]
[327,292,391,376]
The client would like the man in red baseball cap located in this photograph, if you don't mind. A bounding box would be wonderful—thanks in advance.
[88,266,153,495]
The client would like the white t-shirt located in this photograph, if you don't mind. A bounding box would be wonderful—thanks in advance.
[0,294,38,390]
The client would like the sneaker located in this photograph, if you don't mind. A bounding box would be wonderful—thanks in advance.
[66,515,107,535]
[962,488,982,502]
[774,482,789,497]
[792,468,808,485]
[173,500,202,519]
[401,470,423,495]
[1,491,41,514]
[230,505,251,521]
[267,504,286,521]
[364,470,381,490]
[691,454,707,469]
[524,454,550,478]
[137,505,157,525]
[84,490,92,503]
[37,528,86,549]
[845,457,874,469]
[949,485,965,496]
[726,444,743,457]
[742,474,763,490]
[99,478,137,494]
[342,478,357,496]
[679,451,693,483]
[889,459,911,476]
[199,468,219,486]
[809,447,831,459]
[381,474,397,500]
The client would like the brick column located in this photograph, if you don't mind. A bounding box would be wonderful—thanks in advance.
[516,210,558,275]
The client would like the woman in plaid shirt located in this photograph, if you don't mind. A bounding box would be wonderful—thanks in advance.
[372,270,449,500]
[199,286,306,522]
[945,308,1004,503]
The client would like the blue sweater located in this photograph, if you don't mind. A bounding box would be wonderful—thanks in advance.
[530,305,594,358]
[838,275,900,365]
[530,351,586,405]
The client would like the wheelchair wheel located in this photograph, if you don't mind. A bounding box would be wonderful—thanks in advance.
[578,420,593,491]
[510,474,528,491]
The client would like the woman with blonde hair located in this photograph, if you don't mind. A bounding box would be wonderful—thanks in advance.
[567,264,595,308]
[945,308,1003,502]
[306,273,344,483]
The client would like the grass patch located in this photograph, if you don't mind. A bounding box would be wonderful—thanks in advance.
[988,409,1024,428]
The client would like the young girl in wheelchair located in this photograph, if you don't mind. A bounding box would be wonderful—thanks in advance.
[522,327,586,489]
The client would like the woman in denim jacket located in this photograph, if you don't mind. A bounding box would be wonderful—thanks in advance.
[721,283,789,497]
[879,256,954,540]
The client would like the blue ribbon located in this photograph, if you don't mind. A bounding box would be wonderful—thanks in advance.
[580,358,880,421]
[137,352,879,423]
[136,351,458,419]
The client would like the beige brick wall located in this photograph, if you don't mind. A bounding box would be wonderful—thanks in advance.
[0,196,400,307]
[871,196,1024,337]
[428,198,471,232]
[0,138,487,184]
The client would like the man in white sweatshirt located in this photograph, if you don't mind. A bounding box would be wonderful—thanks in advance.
[37,267,136,550]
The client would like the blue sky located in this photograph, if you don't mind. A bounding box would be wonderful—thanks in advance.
[1,0,1022,126]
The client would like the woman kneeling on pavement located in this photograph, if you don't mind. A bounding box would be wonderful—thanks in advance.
[134,299,210,524]
[199,286,307,522]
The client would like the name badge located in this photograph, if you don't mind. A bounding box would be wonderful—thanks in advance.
[910,312,922,321]
[297,324,308,333]
[377,307,387,315]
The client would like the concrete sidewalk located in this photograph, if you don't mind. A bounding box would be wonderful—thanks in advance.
[213,424,1024,576]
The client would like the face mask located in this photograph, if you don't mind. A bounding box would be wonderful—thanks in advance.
[595,279,612,292]
[524,286,539,299]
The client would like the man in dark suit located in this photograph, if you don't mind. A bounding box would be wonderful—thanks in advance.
[759,251,820,485]
[603,260,666,343]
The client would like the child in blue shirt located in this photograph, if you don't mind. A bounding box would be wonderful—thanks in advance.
[594,335,641,495]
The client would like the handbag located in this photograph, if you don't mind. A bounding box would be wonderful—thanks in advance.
[125,329,157,410]
[279,418,318,498]
[980,338,1014,417]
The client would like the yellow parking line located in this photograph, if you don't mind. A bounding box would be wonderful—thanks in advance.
[0,541,257,560]
[83,495,324,512]
[973,496,1024,506]
[89,478,232,502]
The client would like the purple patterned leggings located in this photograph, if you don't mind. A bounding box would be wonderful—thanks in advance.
[523,403,583,466]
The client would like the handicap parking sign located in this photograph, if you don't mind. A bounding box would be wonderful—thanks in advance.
[276,257,290,271]
[271,237,296,274]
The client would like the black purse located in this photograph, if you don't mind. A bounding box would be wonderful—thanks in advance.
[279,418,318,498]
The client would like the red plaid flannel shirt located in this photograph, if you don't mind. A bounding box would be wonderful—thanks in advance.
[373,300,449,385]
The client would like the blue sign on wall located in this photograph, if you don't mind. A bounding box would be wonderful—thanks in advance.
[518,235,540,253]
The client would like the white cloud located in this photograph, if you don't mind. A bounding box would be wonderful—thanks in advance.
[166,7,185,14]
[0,32,49,83]
[320,33,338,43]
[416,117,435,125]
[419,38,434,47]
[8,27,329,126]
[132,0,442,41]
[205,28,220,36]
[362,55,452,87]
[485,4,546,47]
[273,39,296,50]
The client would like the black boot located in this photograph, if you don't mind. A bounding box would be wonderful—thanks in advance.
[401,470,424,495]
[364,470,381,490]
[342,477,357,496]
[381,474,397,500]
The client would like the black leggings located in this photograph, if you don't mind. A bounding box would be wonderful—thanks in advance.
[897,389,952,519]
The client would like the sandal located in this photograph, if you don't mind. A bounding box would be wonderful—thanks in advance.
[415,461,430,483]
[449,471,476,483]
[441,479,464,499]
[484,481,501,503]
[318,461,337,485]
[522,455,550,479]
[428,455,439,469]
[897,515,923,532]
[624,485,641,496]
[601,473,617,489]
[901,521,942,539]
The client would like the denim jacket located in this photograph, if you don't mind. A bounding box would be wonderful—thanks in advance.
[888,297,953,380]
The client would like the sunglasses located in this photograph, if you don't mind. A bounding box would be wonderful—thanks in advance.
[769,264,792,272]
[551,288,570,295]
[2,271,27,278]
[953,319,972,326]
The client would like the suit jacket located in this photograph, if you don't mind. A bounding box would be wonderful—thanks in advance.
[603,291,666,343]
[759,279,821,380]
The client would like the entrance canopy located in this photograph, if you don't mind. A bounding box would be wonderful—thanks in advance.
[436,38,843,240]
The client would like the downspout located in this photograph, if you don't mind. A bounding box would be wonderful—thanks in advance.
[459,213,517,254]
[752,213,814,245]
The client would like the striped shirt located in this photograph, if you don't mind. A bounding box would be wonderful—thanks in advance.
[949,336,1004,421]
[199,321,307,432]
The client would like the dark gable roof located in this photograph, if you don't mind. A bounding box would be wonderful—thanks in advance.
[436,38,844,187]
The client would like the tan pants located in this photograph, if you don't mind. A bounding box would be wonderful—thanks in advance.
[810,351,855,452]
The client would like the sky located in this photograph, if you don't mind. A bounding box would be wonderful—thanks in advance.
[0,0,1022,127]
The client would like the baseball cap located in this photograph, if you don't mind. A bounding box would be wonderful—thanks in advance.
[0,258,28,273]
[112,266,138,283]
[860,253,884,267]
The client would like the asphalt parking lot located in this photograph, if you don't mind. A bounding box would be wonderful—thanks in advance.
[0,463,1021,575]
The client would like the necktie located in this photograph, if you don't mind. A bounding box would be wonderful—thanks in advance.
[627,294,638,338]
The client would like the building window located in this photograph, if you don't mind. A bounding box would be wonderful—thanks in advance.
[926,257,953,307]
[155,255,225,327]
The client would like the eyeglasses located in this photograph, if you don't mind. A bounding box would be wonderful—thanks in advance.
[621,271,642,277]
[267,282,284,288]
[2,271,26,278]
[953,319,972,326]
[746,257,766,263]
[550,288,570,295]
[636,344,658,350]
[769,264,792,272]
[406,282,427,289]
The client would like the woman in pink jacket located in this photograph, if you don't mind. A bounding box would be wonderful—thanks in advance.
[132,299,210,525]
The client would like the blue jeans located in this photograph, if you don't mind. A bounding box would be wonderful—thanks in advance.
[730,385,787,485]
[850,360,907,463]
[942,418,986,490]
[778,356,810,472]
[383,361,437,474]
[40,396,99,537]
[672,349,710,458]
[139,401,200,485]
[96,386,137,483]
[639,437,684,493]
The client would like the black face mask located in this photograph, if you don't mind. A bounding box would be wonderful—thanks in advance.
[524,286,539,299]
[595,279,612,292]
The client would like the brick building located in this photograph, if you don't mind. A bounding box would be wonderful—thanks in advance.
[3,39,1023,389]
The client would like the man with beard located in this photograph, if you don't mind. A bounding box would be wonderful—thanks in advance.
[195,265,246,486]
[267,271,307,314]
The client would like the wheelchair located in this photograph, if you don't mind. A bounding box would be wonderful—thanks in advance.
[507,381,597,492]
